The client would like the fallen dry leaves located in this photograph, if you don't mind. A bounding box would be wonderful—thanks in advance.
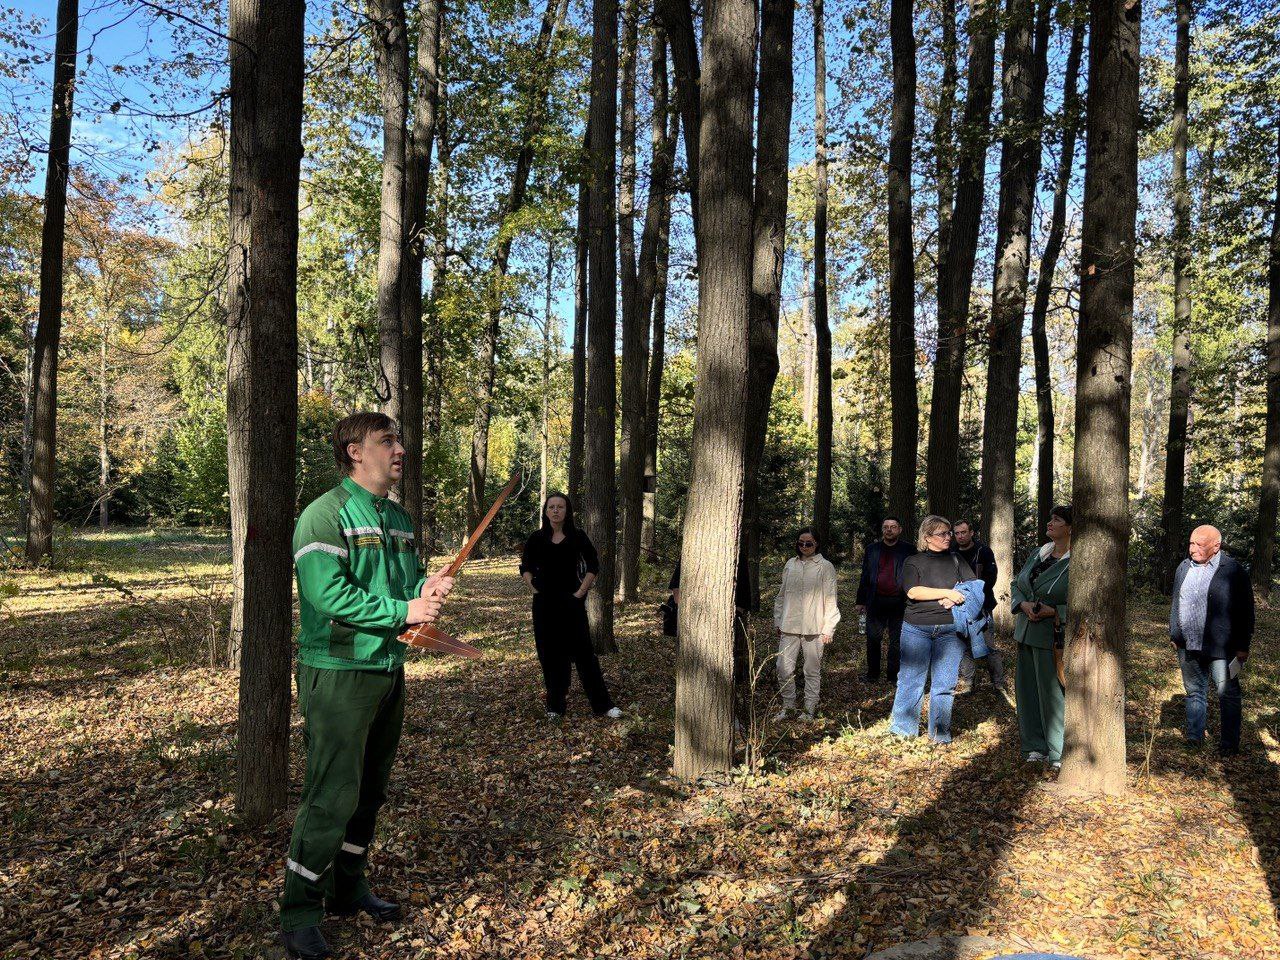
[2,535,1279,959]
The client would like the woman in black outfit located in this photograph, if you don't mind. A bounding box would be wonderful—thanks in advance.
[520,493,621,721]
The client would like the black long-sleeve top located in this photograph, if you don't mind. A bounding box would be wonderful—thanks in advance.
[519,528,599,595]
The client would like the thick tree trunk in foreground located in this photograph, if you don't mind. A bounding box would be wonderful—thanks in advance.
[812,0,833,546]
[980,0,1048,637]
[926,0,997,520]
[742,0,795,608]
[584,0,619,654]
[673,0,754,781]
[399,0,443,547]
[1060,0,1140,798]
[1159,0,1192,594]
[468,0,568,534]
[887,0,918,530]
[25,0,79,565]
[1030,13,1084,539]
[568,126,590,504]
[617,0,643,602]
[226,0,305,823]
[1253,126,1280,600]
[370,0,410,431]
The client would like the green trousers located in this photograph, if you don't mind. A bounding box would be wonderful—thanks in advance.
[1015,643,1064,762]
[280,664,405,932]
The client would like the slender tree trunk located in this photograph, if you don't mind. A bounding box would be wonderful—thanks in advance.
[226,0,305,823]
[585,0,619,654]
[934,0,957,289]
[25,0,79,564]
[1030,12,1084,539]
[617,0,643,602]
[980,0,1049,637]
[98,320,109,531]
[569,124,590,505]
[812,0,833,545]
[468,0,569,535]
[926,0,997,520]
[673,0,755,780]
[642,174,673,561]
[655,0,700,247]
[1159,0,1192,593]
[1059,0,1140,798]
[19,334,35,539]
[423,54,448,559]
[1253,124,1280,600]
[742,0,795,609]
[887,0,918,529]
[541,237,554,507]
[399,0,443,549]
[370,0,410,433]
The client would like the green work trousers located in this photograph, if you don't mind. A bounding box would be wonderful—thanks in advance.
[280,664,405,932]
[1015,643,1064,762]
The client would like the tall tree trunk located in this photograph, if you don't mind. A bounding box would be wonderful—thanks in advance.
[1030,12,1084,539]
[1253,124,1280,600]
[468,0,569,535]
[642,169,673,562]
[934,0,957,290]
[887,0,919,529]
[584,0,619,654]
[541,238,554,506]
[655,0,700,248]
[423,52,448,559]
[925,0,997,520]
[742,0,795,609]
[812,0,833,545]
[980,0,1049,637]
[19,334,35,539]
[1059,0,1140,798]
[1159,0,1192,593]
[25,0,79,565]
[98,319,109,531]
[226,0,305,823]
[400,0,444,549]
[370,0,410,432]
[673,0,754,781]
[617,0,643,602]
[569,124,590,505]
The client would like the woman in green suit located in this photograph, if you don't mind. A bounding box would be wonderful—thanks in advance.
[1012,504,1072,768]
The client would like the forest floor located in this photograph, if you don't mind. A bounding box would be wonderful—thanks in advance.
[3,529,1280,960]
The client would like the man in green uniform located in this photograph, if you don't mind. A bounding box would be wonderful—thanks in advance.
[281,411,454,960]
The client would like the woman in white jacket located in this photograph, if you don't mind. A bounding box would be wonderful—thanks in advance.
[773,527,841,720]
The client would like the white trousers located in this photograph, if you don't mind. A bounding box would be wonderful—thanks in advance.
[777,632,824,711]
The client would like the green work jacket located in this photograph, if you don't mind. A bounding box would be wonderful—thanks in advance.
[1011,544,1071,650]
[292,477,425,671]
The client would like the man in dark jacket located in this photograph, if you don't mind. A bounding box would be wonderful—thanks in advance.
[855,517,915,682]
[1170,524,1254,757]
[952,519,1006,694]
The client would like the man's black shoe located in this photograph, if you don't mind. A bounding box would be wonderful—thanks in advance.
[281,925,332,960]
[327,891,403,922]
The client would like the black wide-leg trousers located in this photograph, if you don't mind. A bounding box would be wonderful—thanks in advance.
[532,592,615,715]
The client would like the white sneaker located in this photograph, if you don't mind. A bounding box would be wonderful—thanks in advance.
[1025,751,1046,762]
[605,707,623,719]
[546,711,562,723]
[1050,761,1061,771]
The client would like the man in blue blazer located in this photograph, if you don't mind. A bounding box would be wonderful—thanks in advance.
[1170,525,1255,757]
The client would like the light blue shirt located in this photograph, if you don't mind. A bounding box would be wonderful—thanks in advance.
[1178,551,1221,652]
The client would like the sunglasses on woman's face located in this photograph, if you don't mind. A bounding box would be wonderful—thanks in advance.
[798,540,816,548]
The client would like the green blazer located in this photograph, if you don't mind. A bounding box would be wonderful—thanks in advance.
[1011,545,1071,649]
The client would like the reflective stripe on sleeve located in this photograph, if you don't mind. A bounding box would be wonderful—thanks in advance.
[342,526,384,537]
[387,529,414,541]
[286,859,322,882]
[341,842,366,855]
[294,542,349,561]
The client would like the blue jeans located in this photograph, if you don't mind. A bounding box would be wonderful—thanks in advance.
[890,622,967,743]
[1178,648,1241,751]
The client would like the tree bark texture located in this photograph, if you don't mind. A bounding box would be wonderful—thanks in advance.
[887,0,918,530]
[399,0,443,550]
[1253,124,1280,599]
[1060,0,1140,798]
[742,0,795,609]
[926,0,997,520]
[934,0,957,294]
[569,124,590,504]
[370,0,410,431]
[25,0,79,565]
[617,0,643,602]
[673,0,754,781]
[584,0,619,653]
[812,0,833,546]
[655,0,700,248]
[1159,0,1192,594]
[980,0,1049,637]
[468,0,569,535]
[99,321,109,531]
[423,55,449,559]
[226,0,305,823]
